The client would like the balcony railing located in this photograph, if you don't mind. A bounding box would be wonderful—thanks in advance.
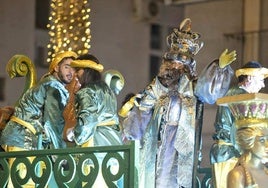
[0,140,211,188]
[0,141,139,188]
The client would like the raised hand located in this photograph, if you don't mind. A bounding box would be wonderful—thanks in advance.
[219,49,237,68]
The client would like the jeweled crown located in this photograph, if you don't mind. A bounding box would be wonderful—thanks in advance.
[163,18,204,63]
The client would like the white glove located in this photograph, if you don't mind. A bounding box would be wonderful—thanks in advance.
[66,128,74,142]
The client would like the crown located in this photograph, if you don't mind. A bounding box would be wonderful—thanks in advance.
[163,18,204,63]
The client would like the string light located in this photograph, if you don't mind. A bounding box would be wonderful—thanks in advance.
[47,0,91,64]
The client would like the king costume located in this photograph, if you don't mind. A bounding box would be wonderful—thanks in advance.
[121,18,236,188]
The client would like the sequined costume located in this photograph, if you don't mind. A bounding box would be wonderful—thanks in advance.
[121,18,236,188]
[122,62,233,188]
[0,74,69,150]
[73,80,122,147]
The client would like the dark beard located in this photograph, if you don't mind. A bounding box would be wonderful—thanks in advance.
[158,74,180,88]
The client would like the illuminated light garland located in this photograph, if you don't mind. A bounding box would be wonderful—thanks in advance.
[46,0,91,64]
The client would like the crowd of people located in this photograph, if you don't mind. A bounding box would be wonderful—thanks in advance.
[0,18,268,188]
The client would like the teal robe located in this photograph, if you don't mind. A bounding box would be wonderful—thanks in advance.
[73,81,122,147]
[210,86,246,164]
[0,75,69,150]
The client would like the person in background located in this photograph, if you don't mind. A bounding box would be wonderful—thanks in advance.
[0,106,14,152]
[210,61,268,188]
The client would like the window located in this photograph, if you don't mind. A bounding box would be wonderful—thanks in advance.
[0,77,5,101]
[150,24,162,50]
[149,55,162,81]
[35,0,50,30]
[149,24,171,80]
